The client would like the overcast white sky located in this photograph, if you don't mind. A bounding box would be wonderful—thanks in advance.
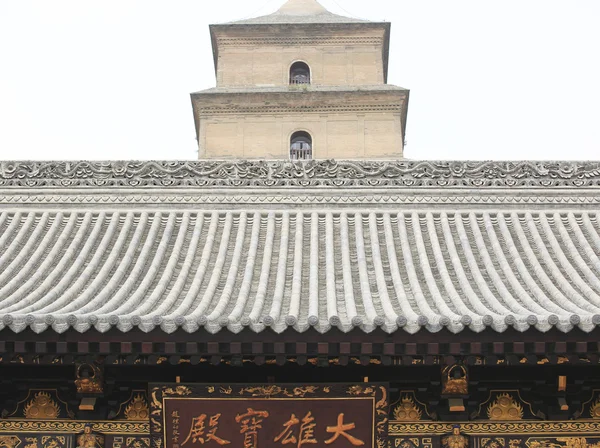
[1,0,599,161]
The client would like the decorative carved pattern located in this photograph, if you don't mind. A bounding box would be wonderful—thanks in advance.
[441,426,468,448]
[196,104,404,115]
[2,193,600,207]
[590,399,600,419]
[76,424,104,448]
[23,392,60,420]
[0,436,21,448]
[75,363,103,394]
[526,437,600,448]
[125,438,150,448]
[23,439,36,448]
[0,420,149,433]
[393,395,422,421]
[481,437,505,448]
[388,421,600,435]
[2,161,600,188]
[41,436,65,448]
[238,385,319,397]
[442,365,468,395]
[162,386,191,396]
[393,438,433,448]
[376,386,389,448]
[347,385,375,395]
[474,390,536,421]
[487,393,524,420]
[124,395,149,421]
[216,37,384,47]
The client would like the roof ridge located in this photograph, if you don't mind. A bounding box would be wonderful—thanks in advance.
[2,160,600,189]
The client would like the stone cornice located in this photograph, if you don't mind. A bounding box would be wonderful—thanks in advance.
[1,160,600,190]
[1,190,600,208]
[216,36,384,47]
[196,103,404,115]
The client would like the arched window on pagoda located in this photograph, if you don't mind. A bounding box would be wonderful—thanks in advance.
[289,61,311,85]
[290,131,312,160]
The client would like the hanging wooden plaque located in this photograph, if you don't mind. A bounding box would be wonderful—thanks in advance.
[149,383,389,448]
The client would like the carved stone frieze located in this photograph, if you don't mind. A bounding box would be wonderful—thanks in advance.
[2,160,600,189]
[196,104,404,115]
[2,193,600,207]
[216,37,384,47]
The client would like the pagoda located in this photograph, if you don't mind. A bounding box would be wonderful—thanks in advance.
[192,0,408,159]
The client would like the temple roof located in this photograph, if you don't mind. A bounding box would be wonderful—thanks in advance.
[229,0,369,25]
[2,160,600,336]
[1,209,600,335]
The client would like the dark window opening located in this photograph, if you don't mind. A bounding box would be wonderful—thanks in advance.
[290,62,311,85]
[290,131,312,160]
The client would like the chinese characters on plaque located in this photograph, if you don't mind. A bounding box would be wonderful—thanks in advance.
[151,384,388,448]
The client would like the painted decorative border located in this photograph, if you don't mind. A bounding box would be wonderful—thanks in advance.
[0,421,149,434]
[1,420,599,437]
[2,161,600,189]
[388,421,600,435]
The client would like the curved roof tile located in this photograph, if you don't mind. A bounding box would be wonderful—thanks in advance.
[1,210,600,335]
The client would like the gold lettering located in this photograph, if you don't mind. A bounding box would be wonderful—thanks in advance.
[298,412,318,447]
[325,413,364,446]
[274,412,317,447]
[182,414,230,446]
[274,414,299,445]
[235,408,270,448]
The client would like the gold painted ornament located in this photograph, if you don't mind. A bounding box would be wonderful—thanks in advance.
[393,396,423,421]
[590,399,600,419]
[124,395,149,421]
[0,436,22,448]
[442,365,468,395]
[487,393,524,421]
[23,392,60,419]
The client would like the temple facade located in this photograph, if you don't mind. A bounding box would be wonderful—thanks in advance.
[1,1,600,448]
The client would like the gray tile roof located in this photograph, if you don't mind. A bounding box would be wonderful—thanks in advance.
[1,209,600,335]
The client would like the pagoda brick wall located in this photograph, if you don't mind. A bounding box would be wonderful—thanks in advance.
[214,26,387,87]
[200,110,401,158]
